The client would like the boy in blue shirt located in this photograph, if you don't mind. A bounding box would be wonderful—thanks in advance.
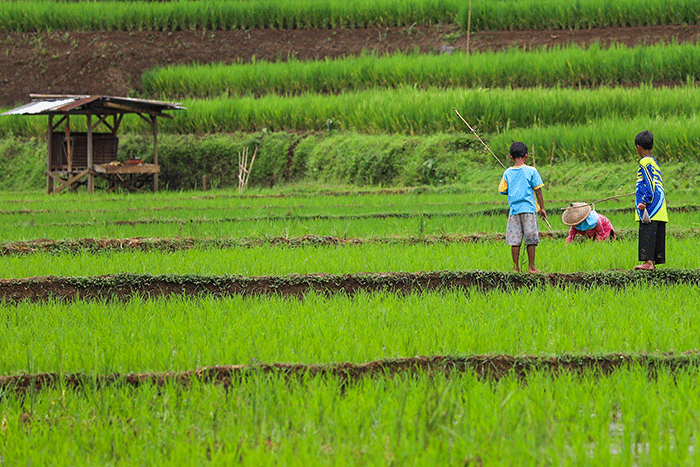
[498,142,547,273]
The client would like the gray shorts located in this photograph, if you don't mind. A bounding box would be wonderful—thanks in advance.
[506,212,540,246]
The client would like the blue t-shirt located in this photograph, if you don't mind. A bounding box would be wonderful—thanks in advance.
[498,165,544,215]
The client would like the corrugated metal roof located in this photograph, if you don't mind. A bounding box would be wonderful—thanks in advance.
[1,95,185,116]
[1,98,78,115]
[58,95,103,112]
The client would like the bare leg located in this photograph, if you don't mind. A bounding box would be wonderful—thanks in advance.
[526,244,540,273]
[634,260,655,270]
[511,245,521,272]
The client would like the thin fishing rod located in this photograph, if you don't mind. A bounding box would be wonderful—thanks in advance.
[542,217,553,231]
[559,192,636,210]
[453,107,506,170]
[590,192,636,205]
[453,108,552,230]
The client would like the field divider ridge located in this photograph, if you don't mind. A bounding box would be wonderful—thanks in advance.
[2,269,700,303]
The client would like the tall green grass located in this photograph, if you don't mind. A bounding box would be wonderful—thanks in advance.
[0,0,462,32]
[142,42,700,98]
[0,173,697,241]
[7,84,700,142]
[3,370,700,466]
[1,0,699,32]
[463,0,700,30]
[2,131,698,191]
[2,285,700,373]
[493,114,700,164]
[165,84,700,138]
[0,234,697,277]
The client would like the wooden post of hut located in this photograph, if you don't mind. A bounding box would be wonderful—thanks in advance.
[151,115,159,192]
[87,114,94,193]
[46,115,53,194]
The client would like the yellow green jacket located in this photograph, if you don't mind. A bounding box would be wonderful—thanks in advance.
[636,156,668,223]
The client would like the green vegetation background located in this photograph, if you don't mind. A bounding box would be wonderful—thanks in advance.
[2,131,697,194]
[4,0,700,193]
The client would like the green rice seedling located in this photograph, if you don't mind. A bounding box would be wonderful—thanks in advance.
[6,84,700,139]
[491,113,700,164]
[1,178,698,245]
[465,0,700,31]
[0,186,488,214]
[2,284,700,374]
[1,0,699,33]
[0,233,697,278]
[0,242,493,277]
[7,85,700,151]
[0,205,500,240]
[142,42,700,98]
[143,84,700,141]
[0,205,506,242]
[2,368,699,465]
[2,206,697,250]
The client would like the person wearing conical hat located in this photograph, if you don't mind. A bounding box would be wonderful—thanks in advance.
[562,202,616,244]
[634,130,668,270]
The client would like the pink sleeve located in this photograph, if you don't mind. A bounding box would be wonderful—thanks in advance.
[566,226,577,244]
[594,215,614,240]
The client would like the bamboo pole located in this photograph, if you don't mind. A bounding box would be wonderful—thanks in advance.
[466,0,472,65]
[238,146,258,193]
[559,192,635,210]
[453,108,506,169]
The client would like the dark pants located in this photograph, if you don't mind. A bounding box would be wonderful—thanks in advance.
[638,220,666,264]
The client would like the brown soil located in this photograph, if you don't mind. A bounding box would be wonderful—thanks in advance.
[3,24,700,107]
[1,269,698,303]
[2,353,698,394]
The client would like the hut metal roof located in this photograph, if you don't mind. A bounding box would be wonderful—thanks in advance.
[1,94,185,116]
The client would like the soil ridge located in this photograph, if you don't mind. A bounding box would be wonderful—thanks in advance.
[3,353,699,394]
[2,269,699,302]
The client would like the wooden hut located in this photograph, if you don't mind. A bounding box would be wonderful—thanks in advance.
[1,94,185,194]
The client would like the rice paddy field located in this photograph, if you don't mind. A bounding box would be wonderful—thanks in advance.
[2,182,700,466]
[4,0,700,465]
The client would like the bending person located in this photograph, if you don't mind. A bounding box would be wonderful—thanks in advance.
[562,202,615,244]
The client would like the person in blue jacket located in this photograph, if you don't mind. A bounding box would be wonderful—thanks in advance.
[634,130,668,271]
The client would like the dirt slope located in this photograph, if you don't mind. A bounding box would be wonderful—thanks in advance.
[2,24,700,107]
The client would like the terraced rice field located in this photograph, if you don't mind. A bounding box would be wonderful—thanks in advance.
[2,186,700,464]
[4,0,700,464]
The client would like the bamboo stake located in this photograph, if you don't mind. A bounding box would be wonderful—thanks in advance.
[548,138,555,182]
[238,148,246,193]
[247,147,257,186]
[238,146,258,194]
[465,0,472,64]
[542,217,553,231]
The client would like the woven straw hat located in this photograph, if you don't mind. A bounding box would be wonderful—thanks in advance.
[561,202,592,226]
